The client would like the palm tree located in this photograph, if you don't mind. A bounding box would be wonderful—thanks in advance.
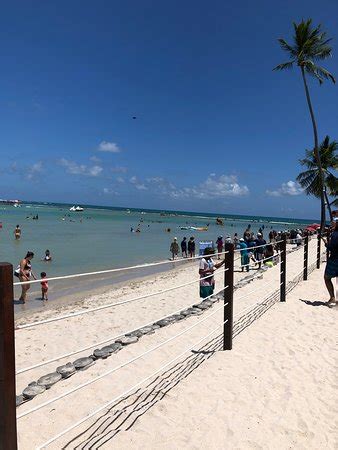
[297,135,338,218]
[274,19,335,230]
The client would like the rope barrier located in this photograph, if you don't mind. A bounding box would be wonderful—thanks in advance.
[18,302,228,419]
[32,246,309,445]
[16,266,229,330]
[16,284,228,374]
[6,224,324,450]
[233,240,283,253]
[13,250,230,286]
[234,289,279,318]
[234,277,280,302]
[236,252,282,269]
[36,320,227,449]
[16,244,305,370]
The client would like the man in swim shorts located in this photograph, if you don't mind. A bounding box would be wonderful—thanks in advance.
[323,219,338,306]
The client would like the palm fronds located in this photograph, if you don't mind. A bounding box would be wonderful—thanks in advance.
[274,19,335,86]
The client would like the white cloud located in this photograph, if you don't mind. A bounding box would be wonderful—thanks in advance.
[90,155,101,163]
[129,176,148,191]
[266,181,303,197]
[116,176,125,183]
[169,174,249,199]
[88,165,103,177]
[103,187,118,195]
[59,158,103,177]
[111,166,127,173]
[127,173,248,198]
[98,141,121,153]
[146,177,176,194]
[135,183,147,190]
[59,159,87,175]
[26,161,43,180]
[129,176,138,184]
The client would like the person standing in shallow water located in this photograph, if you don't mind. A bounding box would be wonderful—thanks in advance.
[181,237,187,258]
[188,236,196,258]
[16,251,36,303]
[14,224,21,240]
[170,237,179,260]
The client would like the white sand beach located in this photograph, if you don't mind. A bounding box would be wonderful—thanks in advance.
[15,239,337,449]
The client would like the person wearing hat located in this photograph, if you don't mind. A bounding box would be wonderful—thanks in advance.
[199,247,225,299]
[238,238,249,272]
[170,237,179,260]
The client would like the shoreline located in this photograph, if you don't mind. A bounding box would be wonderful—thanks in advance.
[14,256,197,320]
[13,240,304,322]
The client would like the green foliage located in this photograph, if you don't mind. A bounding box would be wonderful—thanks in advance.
[296,136,338,201]
[273,19,335,85]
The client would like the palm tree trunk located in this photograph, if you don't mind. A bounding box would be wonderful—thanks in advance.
[300,66,326,231]
[324,188,333,220]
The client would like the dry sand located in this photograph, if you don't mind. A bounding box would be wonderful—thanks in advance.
[15,239,337,449]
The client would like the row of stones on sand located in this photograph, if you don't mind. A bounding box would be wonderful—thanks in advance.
[16,267,267,407]
[16,297,222,407]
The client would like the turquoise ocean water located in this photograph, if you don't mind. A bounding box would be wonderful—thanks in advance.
[0,201,314,278]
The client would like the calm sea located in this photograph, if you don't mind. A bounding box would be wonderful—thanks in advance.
[0,201,313,278]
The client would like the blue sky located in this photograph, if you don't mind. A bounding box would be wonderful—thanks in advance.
[0,0,337,219]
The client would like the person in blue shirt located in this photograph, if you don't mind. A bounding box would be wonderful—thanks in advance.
[238,238,249,272]
[247,236,257,267]
[323,220,338,306]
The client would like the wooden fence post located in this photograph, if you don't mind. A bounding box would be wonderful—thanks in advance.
[223,243,234,350]
[303,235,309,281]
[280,236,287,302]
[0,263,17,450]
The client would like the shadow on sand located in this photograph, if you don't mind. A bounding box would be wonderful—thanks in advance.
[63,290,280,449]
[299,299,332,307]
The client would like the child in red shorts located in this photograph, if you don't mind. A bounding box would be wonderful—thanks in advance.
[41,272,48,301]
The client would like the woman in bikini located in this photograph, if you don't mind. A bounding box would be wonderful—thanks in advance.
[17,251,36,303]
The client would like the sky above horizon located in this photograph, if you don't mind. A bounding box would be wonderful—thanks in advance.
[0,0,337,220]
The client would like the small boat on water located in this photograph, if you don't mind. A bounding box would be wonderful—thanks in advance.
[70,205,84,212]
[180,226,208,231]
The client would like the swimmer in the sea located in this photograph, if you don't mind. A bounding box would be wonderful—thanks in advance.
[14,224,21,240]
[43,249,52,261]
